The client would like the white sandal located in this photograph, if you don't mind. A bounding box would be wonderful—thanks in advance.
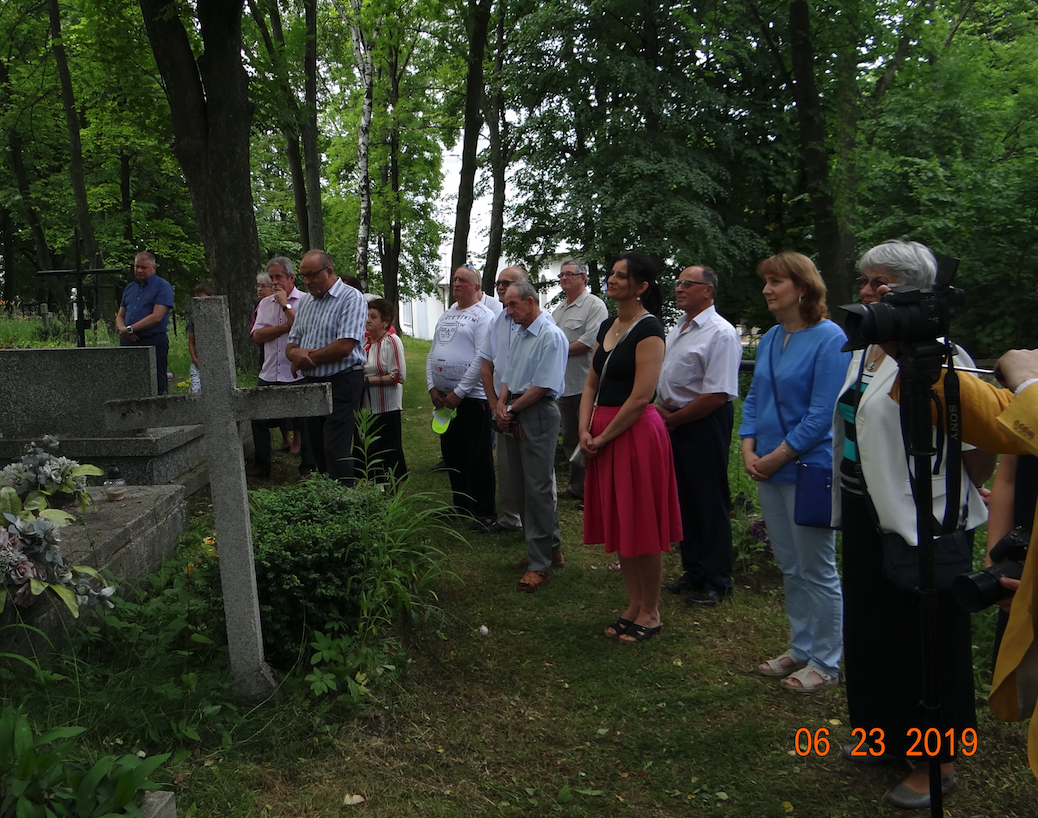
[758,651,807,678]
[781,664,838,693]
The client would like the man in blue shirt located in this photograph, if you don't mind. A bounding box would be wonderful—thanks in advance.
[116,251,175,394]
[286,250,367,483]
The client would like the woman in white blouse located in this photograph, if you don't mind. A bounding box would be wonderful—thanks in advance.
[361,299,407,479]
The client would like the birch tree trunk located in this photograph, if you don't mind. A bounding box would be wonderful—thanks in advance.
[335,0,375,288]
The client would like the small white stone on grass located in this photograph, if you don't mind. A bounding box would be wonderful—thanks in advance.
[478,625,489,637]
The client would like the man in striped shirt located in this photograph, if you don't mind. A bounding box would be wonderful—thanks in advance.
[286,250,368,483]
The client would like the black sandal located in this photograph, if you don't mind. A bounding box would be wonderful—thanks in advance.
[604,618,634,638]
[619,623,662,644]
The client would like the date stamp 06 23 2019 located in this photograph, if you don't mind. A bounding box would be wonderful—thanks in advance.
[795,727,978,758]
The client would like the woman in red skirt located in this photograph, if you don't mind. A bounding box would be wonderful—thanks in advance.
[579,252,682,643]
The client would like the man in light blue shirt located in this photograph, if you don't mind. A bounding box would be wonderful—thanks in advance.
[495,281,568,592]
[479,266,527,533]
[286,250,367,482]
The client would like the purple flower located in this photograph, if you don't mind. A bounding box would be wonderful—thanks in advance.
[748,519,771,545]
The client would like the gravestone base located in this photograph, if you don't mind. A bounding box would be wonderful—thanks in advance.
[0,424,254,497]
[142,792,177,818]
[2,485,187,655]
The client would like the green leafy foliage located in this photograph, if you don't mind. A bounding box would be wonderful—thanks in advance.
[0,704,169,818]
[222,473,458,673]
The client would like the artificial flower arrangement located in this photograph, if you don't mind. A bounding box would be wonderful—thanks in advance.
[0,437,114,616]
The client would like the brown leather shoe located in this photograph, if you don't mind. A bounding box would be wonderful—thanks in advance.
[518,551,565,569]
[517,570,551,592]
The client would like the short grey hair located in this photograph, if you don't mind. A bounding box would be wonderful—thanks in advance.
[858,240,937,290]
[508,280,538,302]
[266,256,295,277]
[561,258,587,278]
[255,271,272,285]
[698,265,719,293]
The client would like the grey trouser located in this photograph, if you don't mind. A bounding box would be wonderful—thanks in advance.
[503,397,562,573]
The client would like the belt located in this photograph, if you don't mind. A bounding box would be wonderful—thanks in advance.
[507,391,554,403]
[305,365,363,381]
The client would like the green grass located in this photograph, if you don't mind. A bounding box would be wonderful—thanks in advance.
[2,332,1035,817]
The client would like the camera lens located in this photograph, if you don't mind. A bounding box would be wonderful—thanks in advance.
[952,561,1024,613]
[952,569,1005,613]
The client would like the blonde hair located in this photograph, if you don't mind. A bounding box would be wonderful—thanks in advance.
[757,252,829,325]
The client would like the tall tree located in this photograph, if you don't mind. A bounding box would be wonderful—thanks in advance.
[247,0,310,248]
[450,0,491,273]
[336,0,377,286]
[137,0,261,356]
[788,0,854,307]
[302,0,324,249]
[47,0,102,268]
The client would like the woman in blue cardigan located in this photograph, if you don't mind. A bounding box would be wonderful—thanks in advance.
[739,252,850,692]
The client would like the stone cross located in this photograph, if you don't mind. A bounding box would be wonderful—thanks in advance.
[105,296,332,703]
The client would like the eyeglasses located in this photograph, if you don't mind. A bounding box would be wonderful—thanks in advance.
[559,272,582,279]
[495,279,518,289]
[300,266,330,281]
[855,276,896,291]
[675,280,710,289]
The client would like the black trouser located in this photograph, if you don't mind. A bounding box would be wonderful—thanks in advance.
[121,333,169,395]
[355,410,407,479]
[670,401,735,592]
[251,378,304,470]
[440,397,495,519]
[301,368,364,483]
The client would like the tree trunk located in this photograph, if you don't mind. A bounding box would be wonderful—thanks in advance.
[481,6,507,292]
[302,0,324,250]
[8,130,53,272]
[48,0,102,269]
[451,0,492,272]
[251,0,310,249]
[789,1,848,312]
[349,6,374,288]
[377,43,403,317]
[1,206,16,312]
[138,0,261,360]
[832,44,859,308]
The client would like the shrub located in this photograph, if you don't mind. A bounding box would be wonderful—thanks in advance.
[235,475,458,670]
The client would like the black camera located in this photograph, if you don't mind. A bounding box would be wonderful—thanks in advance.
[840,257,965,352]
[951,527,1029,613]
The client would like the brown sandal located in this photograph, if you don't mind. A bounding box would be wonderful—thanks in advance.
[518,551,565,569]
[517,570,551,592]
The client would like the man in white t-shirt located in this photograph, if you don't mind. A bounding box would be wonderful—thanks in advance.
[427,266,497,524]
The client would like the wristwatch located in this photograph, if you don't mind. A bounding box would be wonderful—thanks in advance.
[126,324,133,334]
[281,305,290,312]
[506,404,515,416]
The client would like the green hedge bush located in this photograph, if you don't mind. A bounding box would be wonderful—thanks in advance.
[236,475,456,669]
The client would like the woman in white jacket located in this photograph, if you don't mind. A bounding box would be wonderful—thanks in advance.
[833,240,992,810]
